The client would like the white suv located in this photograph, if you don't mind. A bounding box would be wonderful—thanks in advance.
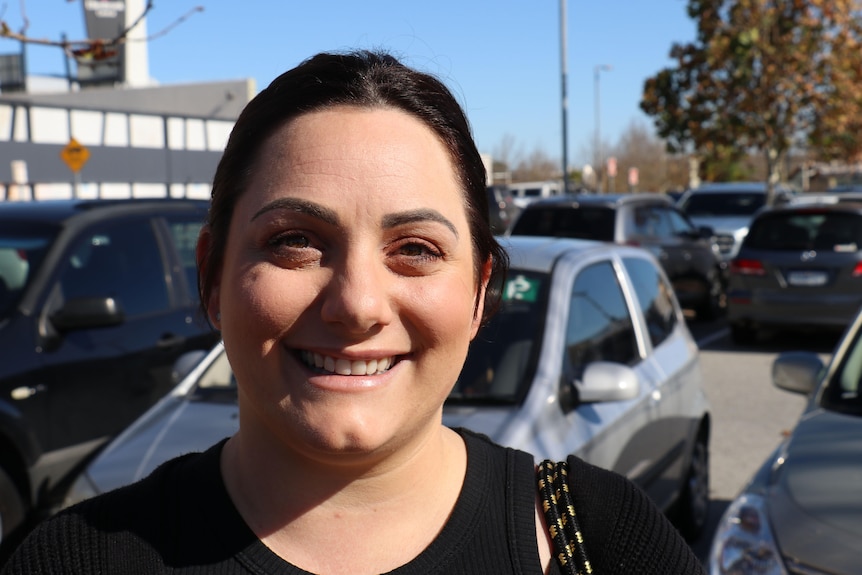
[63,237,712,541]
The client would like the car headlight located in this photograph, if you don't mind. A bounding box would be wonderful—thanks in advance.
[709,493,787,575]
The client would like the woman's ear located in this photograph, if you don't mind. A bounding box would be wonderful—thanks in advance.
[196,225,221,328]
[470,257,493,340]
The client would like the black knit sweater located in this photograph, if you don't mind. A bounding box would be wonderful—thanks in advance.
[2,429,705,574]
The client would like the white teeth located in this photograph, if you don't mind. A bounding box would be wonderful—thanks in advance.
[300,351,394,375]
[335,358,351,375]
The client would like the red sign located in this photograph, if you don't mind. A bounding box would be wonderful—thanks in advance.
[628,167,639,187]
[607,157,617,178]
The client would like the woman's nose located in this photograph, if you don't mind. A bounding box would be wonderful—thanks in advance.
[320,254,394,333]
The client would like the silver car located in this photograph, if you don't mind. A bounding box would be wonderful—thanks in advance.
[727,199,862,344]
[64,236,712,540]
[709,307,862,574]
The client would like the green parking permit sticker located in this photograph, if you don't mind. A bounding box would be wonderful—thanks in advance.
[504,274,539,302]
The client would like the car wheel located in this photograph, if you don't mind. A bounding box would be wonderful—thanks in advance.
[730,322,757,345]
[671,435,709,542]
[0,464,27,556]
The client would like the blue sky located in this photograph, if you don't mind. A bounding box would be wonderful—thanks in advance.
[1,1,696,168]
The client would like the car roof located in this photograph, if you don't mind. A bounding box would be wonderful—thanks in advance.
[686,181,797,195]
[786,191,862,207]
[0,198,210,225]
[758,198,862,216]
[500,235,616,273]
[688,182,769,193]
[521,192,671,210]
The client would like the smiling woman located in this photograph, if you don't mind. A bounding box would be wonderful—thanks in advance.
[2,50,705,575]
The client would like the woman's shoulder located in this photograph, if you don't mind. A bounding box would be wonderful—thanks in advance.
[563,454,706,575]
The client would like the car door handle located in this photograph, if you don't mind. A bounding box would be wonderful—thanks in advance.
[156,334,186,349]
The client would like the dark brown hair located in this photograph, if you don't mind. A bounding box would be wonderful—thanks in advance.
[199,49,507,325]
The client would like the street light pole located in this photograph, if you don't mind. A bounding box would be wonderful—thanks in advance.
[560,0,569,193]
[594,64,611,192]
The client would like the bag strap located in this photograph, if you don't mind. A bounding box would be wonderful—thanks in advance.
[537,459,593,575]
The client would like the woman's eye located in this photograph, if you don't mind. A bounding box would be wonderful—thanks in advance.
[269,233,311,249]
[396,241,442,260]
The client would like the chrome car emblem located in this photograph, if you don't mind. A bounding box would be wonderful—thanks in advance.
[801,250,816,261]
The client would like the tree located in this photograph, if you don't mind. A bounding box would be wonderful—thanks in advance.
[641,0,862,203]
[607,120,672,192]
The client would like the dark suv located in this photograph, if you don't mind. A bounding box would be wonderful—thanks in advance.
[0,199,219,552]
[727,198,862,344]
[509,193,725,318]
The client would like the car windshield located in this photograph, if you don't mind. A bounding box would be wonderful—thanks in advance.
[0,227,55,320]
[511,206,615,241]
[743,211,862,251]
[448,269,547,404]
[822,322,862,415]
[680,191,765,216]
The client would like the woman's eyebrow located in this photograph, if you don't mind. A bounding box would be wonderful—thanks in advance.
[251,197,340,225]
[382,209,459,238]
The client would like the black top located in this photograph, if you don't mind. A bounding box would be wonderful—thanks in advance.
[2,429,704,574]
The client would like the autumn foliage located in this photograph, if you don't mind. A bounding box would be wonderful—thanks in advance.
[641,0,862,200]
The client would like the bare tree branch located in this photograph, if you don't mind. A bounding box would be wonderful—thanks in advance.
[0,1,204,62]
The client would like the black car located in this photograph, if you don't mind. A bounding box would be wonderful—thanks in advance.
[0,199,220,553]
[509,193,724,319]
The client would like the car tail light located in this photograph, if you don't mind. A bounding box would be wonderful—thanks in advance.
[730,258,765,276]
[853,262,862,277]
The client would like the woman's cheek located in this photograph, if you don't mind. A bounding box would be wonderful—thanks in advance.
[235,267,312,332]
[403,277,478,338]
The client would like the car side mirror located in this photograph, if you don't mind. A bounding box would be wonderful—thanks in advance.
[50,296,125,332]
[772,351,823,395]
[575,361,640,403]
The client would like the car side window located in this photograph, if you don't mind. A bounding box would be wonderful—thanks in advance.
[165,216,204,301]
[60,219,170,317]
[564,261,639,379]
[651,207,675,239]
[622,256,677,347]
[667,208,695,235]
[633,205,672,238]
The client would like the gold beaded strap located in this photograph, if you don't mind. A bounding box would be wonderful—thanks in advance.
[537,460,593,575]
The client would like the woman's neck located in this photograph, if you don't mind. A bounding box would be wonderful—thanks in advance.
[220,424,468,574]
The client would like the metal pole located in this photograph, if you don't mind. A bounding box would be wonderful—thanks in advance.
[594,64,611,193]
[594,66,601,193]
[560,0,569,193]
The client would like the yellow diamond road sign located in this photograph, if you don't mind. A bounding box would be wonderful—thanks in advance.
[61,138,90,173]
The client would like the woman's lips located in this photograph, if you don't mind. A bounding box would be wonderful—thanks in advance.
[299,350,395,376]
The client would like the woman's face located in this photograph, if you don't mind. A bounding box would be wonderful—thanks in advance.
[209,106,486,463]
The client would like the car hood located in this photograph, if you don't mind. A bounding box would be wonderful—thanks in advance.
[686,215,752,234]
[769,408,862,572]
[85,397,239,495]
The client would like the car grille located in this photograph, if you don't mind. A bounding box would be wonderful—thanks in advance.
[714,233,736,254]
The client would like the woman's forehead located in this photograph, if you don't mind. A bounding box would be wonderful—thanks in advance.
[240,107,468,218]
